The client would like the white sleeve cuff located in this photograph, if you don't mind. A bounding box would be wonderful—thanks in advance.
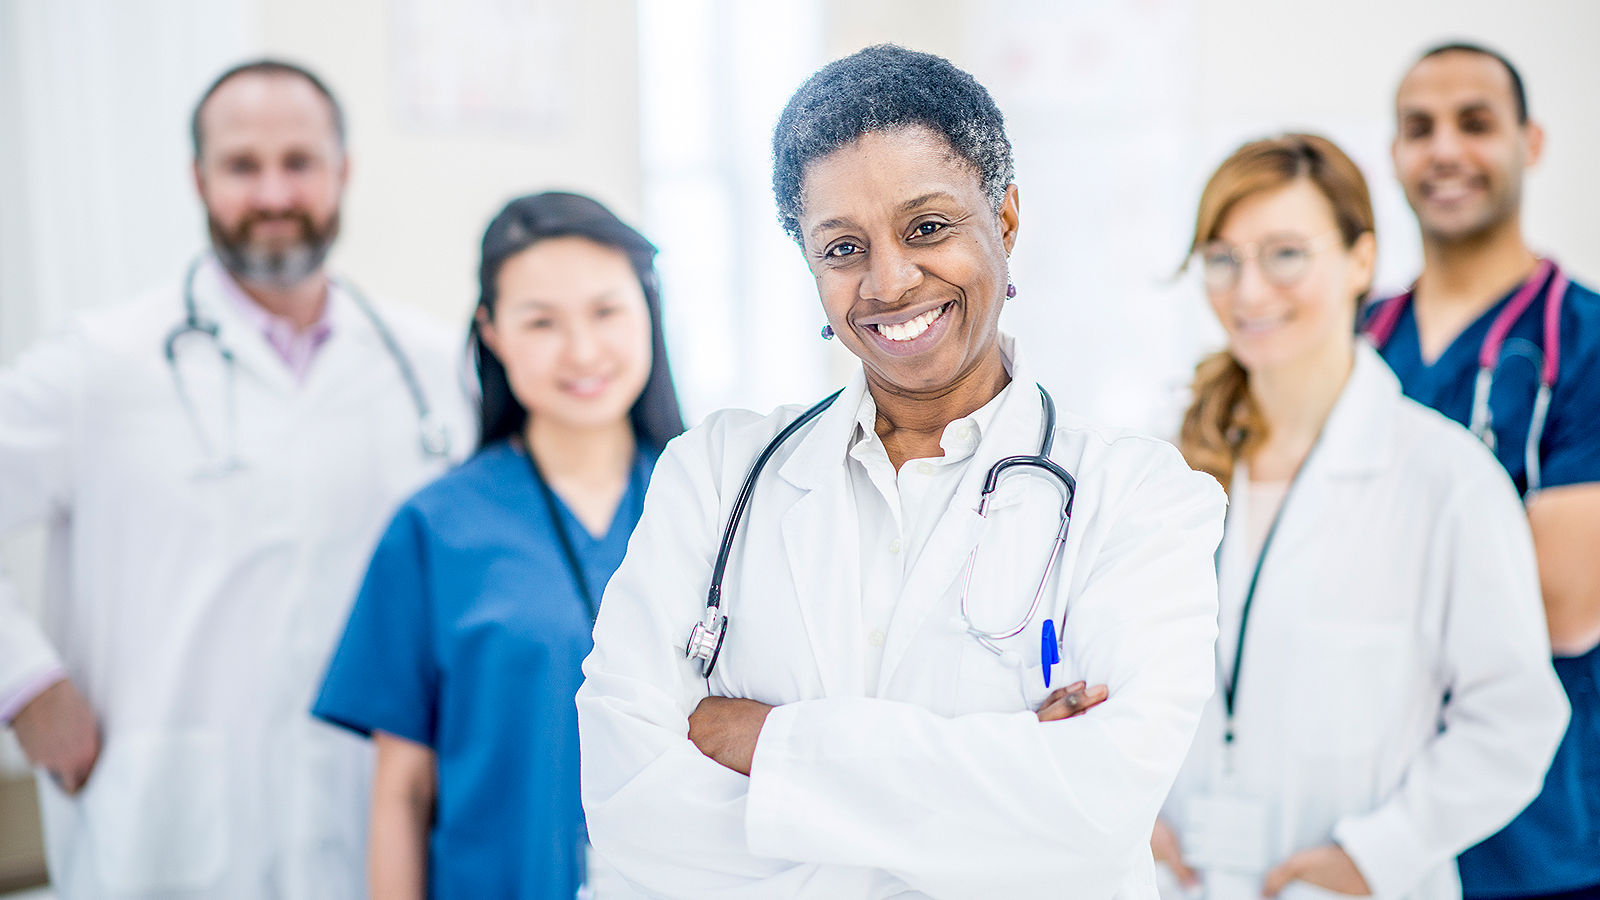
[0,663,67,724]
[744,700,804,858]
[1332,803,1433,900]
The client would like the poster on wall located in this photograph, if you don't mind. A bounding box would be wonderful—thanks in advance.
[393,0,572,132]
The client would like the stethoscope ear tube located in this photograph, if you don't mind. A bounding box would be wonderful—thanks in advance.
[978,455,1075,516]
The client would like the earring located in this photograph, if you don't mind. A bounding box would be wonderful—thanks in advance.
[1006,283,1016,298]
[821,324,834,340]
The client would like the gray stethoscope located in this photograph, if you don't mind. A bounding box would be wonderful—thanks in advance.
[1364,258,1569,493]
[685,383,1077,687]
[164,255,452,471]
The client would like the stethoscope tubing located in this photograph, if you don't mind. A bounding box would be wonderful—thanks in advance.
[684,388,843,677]
[165,253,450,464]
[686,382,1076,679]
[958,400,1077,645]
[705,388,845,611]
[1364,259,1566,493]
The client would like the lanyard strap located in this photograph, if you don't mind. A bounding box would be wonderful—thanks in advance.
[1220,443,1321,745]
[523,447,629,623]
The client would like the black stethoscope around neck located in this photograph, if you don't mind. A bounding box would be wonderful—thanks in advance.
[164,254,452,472]
[685,382,1077,684]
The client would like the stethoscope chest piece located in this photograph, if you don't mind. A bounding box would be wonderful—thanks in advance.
[685,606,727,677]
[419,412,453,459]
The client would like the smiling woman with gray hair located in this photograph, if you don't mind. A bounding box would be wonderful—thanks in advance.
[577,44,1226,899]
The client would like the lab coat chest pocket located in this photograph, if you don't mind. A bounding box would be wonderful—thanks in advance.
[1287,620,1408,756]
[81,728,228,891]
[955,640,1033,714]
[712,530,829,705]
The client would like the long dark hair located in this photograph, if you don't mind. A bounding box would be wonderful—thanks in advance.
[473,192,685,452]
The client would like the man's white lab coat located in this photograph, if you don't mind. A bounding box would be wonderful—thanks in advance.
[1159,345,1568,900]
[0,257,472,899]
[578,342,1227,900]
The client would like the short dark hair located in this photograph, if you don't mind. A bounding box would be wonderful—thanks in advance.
[191,59,346,158]
[771,44,1014,243]
[1418,42,1528,124]
[472,192,686,452]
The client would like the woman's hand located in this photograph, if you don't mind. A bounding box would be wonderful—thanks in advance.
[1151,817,1199,889]
[1035,681,1108,721]
[688,696,773,775]
[1263,844,1371,897]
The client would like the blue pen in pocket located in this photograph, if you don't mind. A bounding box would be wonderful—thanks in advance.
[1041,618,1060,687]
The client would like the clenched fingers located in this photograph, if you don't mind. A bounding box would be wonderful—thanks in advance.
[1035,681,1108,721]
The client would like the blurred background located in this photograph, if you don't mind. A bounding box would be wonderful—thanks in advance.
[1,0,1597,892]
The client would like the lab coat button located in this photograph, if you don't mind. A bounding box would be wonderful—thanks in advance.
[956,425,973,441]
[889,538,902,554]
[868,629,885,646]
[917,462,934,476]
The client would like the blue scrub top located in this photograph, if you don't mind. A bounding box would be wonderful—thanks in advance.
[1370,273,1600,898]
[313,440,657,900]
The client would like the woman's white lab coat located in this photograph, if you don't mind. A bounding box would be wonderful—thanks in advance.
[0,258,471,899]
[577,341,1228,900]
[1158,345,1569,900]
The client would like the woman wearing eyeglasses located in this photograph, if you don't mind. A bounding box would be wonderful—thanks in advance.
[1152,135,1567,900]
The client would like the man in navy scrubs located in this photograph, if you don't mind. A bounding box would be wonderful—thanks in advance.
[1368,43,1600,900]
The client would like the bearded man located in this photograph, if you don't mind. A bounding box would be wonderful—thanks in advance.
[0,60,470,899]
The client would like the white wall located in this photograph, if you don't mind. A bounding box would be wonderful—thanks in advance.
[257,0,644,328]
[0,0,644,364]
[637,0,834,425]
[0,0,256,362]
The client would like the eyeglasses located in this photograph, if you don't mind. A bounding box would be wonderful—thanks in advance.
[1195,230,1343,293]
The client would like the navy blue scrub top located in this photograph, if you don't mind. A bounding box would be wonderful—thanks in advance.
[1369,273,1600,898]
[313,440,657,900]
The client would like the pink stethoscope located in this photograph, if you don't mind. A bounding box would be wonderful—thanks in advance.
[1364,258,1569,493]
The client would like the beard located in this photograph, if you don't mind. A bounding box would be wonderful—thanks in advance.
[209,208,340,288]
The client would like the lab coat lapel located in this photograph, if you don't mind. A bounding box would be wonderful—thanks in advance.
[298,282,374,403]
[777,375,871,696]
[879,347,1048,689]
[1309,344,1397,479]
[192,257,299,396]
[1241,345,1397,602]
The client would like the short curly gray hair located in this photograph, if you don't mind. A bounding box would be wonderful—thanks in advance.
[772,44,1015,244]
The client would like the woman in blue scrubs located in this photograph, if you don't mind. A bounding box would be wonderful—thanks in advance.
[313,192,684,899]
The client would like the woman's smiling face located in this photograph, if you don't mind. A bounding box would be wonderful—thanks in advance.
[797,125,1019,398]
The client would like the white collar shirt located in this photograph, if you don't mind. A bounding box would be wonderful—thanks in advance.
[846,379,1010,695]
